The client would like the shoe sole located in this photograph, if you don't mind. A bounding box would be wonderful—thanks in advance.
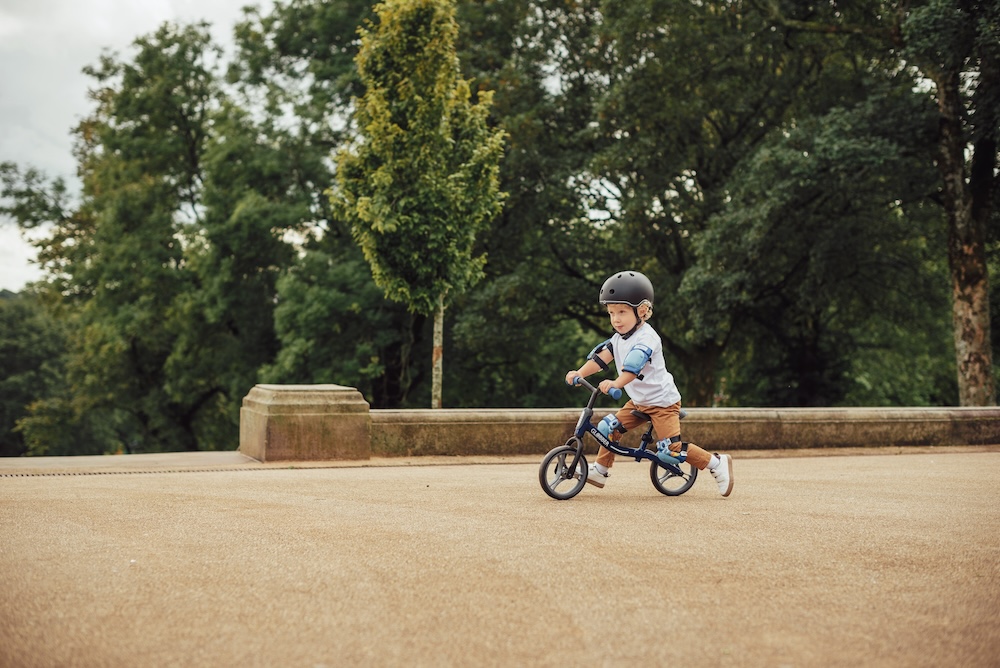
[720,455,734,497]
[574,471,607,488]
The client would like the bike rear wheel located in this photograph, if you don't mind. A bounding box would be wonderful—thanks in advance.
[539,440,588,500]
[649,459,698,496]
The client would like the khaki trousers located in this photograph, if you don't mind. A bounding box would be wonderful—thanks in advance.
[596,400,712,471]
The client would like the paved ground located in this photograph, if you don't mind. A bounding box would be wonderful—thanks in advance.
[2,448,999,667]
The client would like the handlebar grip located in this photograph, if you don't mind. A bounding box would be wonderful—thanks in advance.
[569,376,621,400]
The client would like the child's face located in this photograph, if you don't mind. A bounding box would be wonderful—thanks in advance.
[607,303,638,335]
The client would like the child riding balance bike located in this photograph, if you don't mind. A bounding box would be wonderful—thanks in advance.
[539,270,734,500]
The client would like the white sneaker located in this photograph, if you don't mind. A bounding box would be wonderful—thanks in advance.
[710,454,733,497]
[585,464,609,488]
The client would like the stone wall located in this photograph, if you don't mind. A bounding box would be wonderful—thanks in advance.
[238,384,1000,462]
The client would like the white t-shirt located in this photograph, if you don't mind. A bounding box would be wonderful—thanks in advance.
[610,323,681,407]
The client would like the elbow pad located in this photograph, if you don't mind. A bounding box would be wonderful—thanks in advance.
[622,344,654,376]
[587,339,613,371]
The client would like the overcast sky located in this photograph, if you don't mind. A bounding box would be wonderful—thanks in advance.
[1,0,274,292]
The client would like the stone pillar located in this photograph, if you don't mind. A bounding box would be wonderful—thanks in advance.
[239,384,371,462]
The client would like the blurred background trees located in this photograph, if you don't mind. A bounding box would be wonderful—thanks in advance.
[1,0,996,455]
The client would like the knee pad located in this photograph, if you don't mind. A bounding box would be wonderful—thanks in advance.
[597,414,625,439]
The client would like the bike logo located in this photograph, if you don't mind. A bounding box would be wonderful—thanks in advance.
[588,425,611,448]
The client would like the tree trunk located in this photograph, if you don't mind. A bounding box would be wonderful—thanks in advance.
[431,293,444,409]
[935,70,996,406]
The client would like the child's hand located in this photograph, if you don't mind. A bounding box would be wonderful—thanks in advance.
[565,371,581,386]
[598,379,617,395]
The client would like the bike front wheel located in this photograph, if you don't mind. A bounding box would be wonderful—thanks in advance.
[649,459,698,496]
[539,441,588,500]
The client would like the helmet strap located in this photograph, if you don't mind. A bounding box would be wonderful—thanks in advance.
[621,307,641,339]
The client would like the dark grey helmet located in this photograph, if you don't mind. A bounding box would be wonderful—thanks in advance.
[599,271,654,307]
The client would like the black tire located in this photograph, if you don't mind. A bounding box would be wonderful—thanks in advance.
[649,459,698,496]
[539,441,588,500]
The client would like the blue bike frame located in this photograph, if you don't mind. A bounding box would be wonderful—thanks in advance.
[571,377,685,476]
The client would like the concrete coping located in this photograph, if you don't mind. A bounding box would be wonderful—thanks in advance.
[371,408,578,423]
[373,406,1000,421]
[242,384,370,415]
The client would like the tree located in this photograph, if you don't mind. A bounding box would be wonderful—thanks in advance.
[418,0,605,408]
[229,0,374,129]
[755,0,998,405]
[61,23,223,451]
[2,0,982,452]
[2,23,300,452]
[332,0,506,408]
[230,0,435,408]
[683,85,955,406]
[580,0,853,404]
[0,291,65,456]
[259,248,432,407]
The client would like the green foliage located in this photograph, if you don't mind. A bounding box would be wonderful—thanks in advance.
[683,77,951,405]
[0,292,62,455]
[581,0,861,402]
[446,275,594,407]
[62,24,223,452]
[0,164,70,231]
[2,22,317,453]
[332,0,506,316]
[229,0,441,407]
[456,0,614,327]
[1,0,994,456]
[901,0,977,75]
[261,248,430,407]
[229,0,374,132]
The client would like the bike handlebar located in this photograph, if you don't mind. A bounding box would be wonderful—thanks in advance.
[571,376,622,400]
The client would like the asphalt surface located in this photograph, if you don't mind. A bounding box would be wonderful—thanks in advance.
[2,448,999,667]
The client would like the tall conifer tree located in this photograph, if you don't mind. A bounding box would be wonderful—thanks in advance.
[332,0,505,408]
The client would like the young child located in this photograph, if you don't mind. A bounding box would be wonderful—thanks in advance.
[564,270,734,496]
